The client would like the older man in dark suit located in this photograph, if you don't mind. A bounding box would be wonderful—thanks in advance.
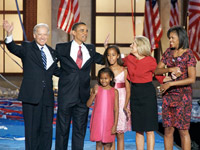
[55,22,103,150]
[3,20,60,150]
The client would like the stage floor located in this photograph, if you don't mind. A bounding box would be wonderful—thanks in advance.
[0,119,181,150]
[3,98,199,149]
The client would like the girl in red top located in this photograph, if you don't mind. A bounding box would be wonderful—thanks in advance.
[123,36,164,150]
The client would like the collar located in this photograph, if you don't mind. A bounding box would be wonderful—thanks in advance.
[72,40,84,48]
[36,43,47,50]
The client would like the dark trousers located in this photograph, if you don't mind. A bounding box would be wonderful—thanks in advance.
[55,101,89,150]
[22,90,54,150]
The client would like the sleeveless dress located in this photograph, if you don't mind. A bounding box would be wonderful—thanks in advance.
[114,71,131,133]
[90,86,115,143]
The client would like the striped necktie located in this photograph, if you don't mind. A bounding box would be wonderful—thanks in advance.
[41,47,47,69]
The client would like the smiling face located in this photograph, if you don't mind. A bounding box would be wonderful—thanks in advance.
[169,31,179,49]
[33,26,49,46]
[72,24,88,45]
[107,48,119,66]
[99,72,112,88]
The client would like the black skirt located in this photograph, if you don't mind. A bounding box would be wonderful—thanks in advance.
[130,82,158,131]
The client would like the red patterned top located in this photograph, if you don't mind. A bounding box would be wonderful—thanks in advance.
[161,48,197,106]
[161,48,197,94]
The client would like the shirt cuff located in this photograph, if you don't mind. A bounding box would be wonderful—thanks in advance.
[5,35,13,43]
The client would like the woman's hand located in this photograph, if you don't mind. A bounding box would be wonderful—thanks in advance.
[169,67,182,78]
[163,76,172,82]
[160,82,171,93]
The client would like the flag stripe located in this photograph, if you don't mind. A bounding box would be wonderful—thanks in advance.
[57,0,66,28]
[57,0,81,33]
[188,0,200,60]
[169,0,179,27]
[143,0,163,50]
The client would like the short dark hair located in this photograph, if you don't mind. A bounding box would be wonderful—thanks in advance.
[103,45,124,67]
[72,22,86,31]
[97,67,115,87]
[167,26,189,49]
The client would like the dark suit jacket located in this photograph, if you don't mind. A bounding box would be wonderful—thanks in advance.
[6,41,60,106]
[55,41,103,105]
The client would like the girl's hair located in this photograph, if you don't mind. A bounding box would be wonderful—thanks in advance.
[134,36,151,56]
[103,45,124,67]
[167,26,189,49]
[97,67,115,87]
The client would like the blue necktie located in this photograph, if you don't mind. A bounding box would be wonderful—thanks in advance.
[41,47,47,69]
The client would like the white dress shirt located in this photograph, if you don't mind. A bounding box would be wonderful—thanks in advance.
[36,44,54,70]
[70,40,90,67]
[5,35,54,70]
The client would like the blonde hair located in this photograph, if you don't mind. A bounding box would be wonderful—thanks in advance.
[134,36,151,56]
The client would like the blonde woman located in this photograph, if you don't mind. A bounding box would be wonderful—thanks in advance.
[123,36,164,150]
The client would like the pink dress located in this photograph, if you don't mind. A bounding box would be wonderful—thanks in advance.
[90,86,115,143]
[114,71,131,133]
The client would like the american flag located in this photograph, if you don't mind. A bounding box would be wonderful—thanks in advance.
[143,0,163,50]
[57,0,80,33]
[169,0,179,27]
[188,0,200,60]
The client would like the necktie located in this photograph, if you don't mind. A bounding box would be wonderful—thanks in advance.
[76,46,82,69]
[41,47,47,69]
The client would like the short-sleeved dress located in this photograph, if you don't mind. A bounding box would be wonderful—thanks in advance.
[90,86,115,143]
[161,48,197,129]
[114,71,131,133]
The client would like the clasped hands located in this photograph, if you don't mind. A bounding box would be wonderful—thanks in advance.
[160,67,182,93]
[170,67,182,80]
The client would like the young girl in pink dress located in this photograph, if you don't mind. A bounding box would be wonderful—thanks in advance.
[104,45,131,150]
[87,67,119,150]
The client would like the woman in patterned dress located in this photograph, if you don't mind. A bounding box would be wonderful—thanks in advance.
[155,26,197,150]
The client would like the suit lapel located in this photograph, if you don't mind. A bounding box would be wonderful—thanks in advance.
[81,43,94,69]
[32,41,57,70]
[32,41,44,68]
[65,42,80,68]
[46,45,57,70]
[47,45,56,62]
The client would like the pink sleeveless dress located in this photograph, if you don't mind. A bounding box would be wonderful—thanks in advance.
[114,71,131,133]
[90,86,115,143]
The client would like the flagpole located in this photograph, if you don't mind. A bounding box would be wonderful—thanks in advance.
[131,0,136,38]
